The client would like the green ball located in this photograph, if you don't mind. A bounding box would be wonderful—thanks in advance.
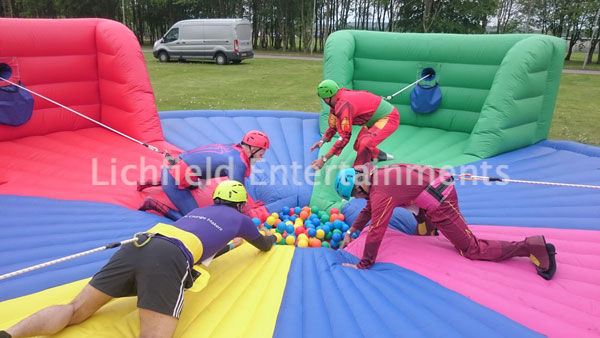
[325,232,333,240]
[320,215,329,223]
[332,229,343,235]
[311,205,319,214]
[321,241,331,248]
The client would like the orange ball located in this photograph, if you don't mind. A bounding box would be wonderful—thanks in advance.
[330,214,339,222]
[337,214,345,221]
[300,211,309,219]
[309,238,322,247]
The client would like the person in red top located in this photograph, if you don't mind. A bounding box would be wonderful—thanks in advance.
[311,79,399,170]
[335,163,557,280]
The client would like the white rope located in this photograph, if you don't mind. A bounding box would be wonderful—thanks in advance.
[384,74,431,101]
[459,174,600,189]
[0,75,159,153]
[0,238,138,281]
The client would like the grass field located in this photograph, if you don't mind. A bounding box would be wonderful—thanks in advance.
[563,51,600,71]
[145,52,600,146]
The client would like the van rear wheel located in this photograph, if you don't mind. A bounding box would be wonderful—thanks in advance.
[215,53,228,65]
[158,51,170,63]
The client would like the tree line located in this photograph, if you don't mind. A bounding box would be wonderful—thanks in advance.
[1,0,599,63]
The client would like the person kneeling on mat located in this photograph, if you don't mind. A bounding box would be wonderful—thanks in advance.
[1,180,277,338]
[311,79,398,170]
[138,130,270,220]
[335,163,557,280]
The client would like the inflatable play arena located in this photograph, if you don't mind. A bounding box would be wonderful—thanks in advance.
[1,18,599,337]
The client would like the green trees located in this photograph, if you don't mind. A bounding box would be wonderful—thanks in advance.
[1,0,598,59]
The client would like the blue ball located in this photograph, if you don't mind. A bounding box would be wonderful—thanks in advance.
[352,232,359,239]
[332,232,342,242]
[276,222,286,232]
[252,218,261,227]
[312,218,321,226]
[294,206,302,215]
[333,220,343,230]
[322,225,331,235]
[341,222,350,232]
[282,206,291,214]
[307,228,317,237]
[330,240,340,248]
[323,221,332,228]
[290,215,298,222]
[285,224,295,234]
[304,220,314,228]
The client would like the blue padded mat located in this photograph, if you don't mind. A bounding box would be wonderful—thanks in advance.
[274,247,542,338]
[0,195,167,301]
[159,110,322,212]
[455,140,600,230]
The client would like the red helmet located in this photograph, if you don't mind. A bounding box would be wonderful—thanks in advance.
[242,130,269,149]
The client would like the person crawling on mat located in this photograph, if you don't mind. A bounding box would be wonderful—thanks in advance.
[138,130,270,221]
[310,79,398,171]
[334,163,557,280]
[1,180,277,338]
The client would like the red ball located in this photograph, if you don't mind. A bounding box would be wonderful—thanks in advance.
[330,208,339,214]
[295,226,306,236]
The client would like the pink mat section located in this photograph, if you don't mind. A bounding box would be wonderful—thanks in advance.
[345,225,600,337]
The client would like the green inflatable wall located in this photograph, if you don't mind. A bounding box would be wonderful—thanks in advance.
[311,30,566,210]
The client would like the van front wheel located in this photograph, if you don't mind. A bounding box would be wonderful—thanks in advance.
[158,51,170,63]
[215,53,228,65]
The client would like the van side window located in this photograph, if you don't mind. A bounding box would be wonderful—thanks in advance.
[164,28,179,43]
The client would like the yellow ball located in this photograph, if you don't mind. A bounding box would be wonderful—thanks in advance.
[297,239,309,248]
[316,229,325,239]
[285,235,296,245]
[274,233,283,242]
[266,216,276,226]
[298,233,308,242]
[271,212,279,219]
[285,221,293,226]
[259,230,266,236]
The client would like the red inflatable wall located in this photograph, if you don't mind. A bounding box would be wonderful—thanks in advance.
[0,18,163,143]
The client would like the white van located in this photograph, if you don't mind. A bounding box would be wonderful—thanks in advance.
[153,18,254,65]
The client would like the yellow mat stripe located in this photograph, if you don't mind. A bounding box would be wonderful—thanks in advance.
[0,244,295,337]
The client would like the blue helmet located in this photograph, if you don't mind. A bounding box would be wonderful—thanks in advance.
[335,168,356,200]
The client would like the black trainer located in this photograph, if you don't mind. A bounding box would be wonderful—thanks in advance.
[537,243,557,280]
[376,150,394,162]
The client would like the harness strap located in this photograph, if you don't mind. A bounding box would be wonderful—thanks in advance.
[146,223,204,264]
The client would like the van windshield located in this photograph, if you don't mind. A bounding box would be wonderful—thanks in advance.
[235,24,252,41]
[163,28,179,43]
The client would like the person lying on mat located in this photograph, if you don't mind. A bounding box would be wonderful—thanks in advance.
[334,163,557,280]
[311,79,398,170]
[138,130,270,221]
[1,180,277,338]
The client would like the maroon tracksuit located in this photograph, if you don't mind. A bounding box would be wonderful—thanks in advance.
[351,163,547,270]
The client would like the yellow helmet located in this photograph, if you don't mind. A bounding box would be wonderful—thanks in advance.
[213,180,248,203]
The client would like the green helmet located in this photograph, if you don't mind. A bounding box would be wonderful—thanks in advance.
[317,79,339,99]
